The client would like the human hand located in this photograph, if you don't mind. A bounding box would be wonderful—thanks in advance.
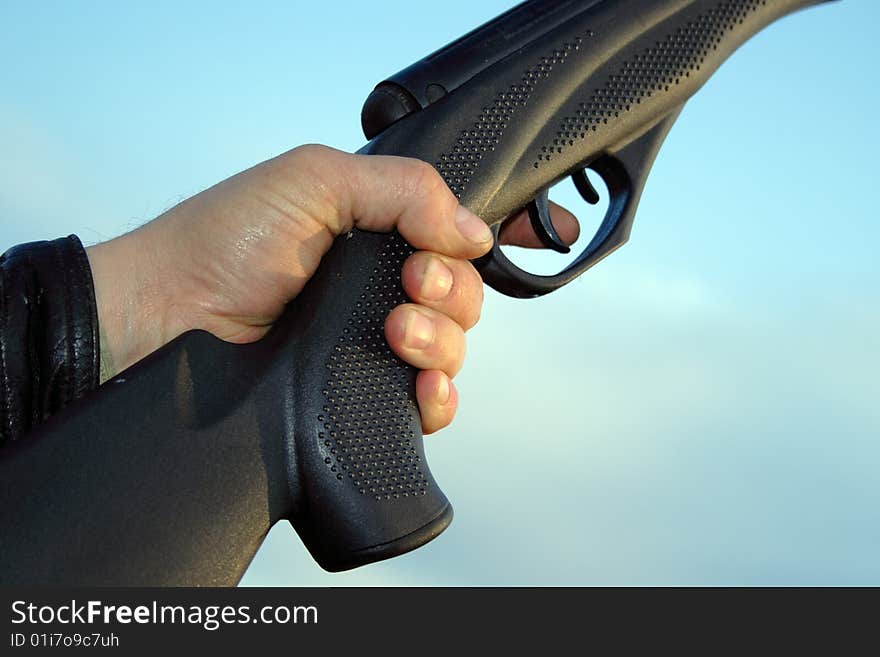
[86,145,578,434]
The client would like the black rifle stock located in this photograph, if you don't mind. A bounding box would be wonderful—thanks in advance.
[0,0,836,584]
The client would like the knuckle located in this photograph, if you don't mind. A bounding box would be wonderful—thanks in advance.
[291,143,335,162]
[458,330,468,363]
[456,262,484,330]
[447,328,467,376]
[465,303,482,331]
[406,160,449,207]
[410,159,442,189]
[278,144,335,181]
[434,417,452,434]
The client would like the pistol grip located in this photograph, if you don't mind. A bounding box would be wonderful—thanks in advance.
[276,228,452,571]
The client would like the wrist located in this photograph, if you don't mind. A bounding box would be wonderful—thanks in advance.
[86,225,176,381]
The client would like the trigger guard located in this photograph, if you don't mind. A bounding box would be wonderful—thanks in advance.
[474,110,683,299]
[475,157,632,299]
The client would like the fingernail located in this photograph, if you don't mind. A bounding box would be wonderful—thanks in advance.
[455,205,493,245]
[436,376,450,405]
[419,257,454,301]
[404,309,435,350]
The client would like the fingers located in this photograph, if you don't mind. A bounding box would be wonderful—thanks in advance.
[392,251,481,434]
[400,252,483,331]
[284,145,493,260]
[498,201,581,248]
[384,304,466,378]
[416,370,458,435]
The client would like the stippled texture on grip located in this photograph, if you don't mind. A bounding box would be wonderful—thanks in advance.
[320,233,429,502]
[538,0,768,168]
[435,37,583,198]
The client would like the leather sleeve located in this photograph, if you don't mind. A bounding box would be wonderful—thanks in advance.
[0,235,100,446]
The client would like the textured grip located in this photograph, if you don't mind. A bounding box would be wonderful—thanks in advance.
[321,233,429,500]
[533,0,784,171]
[283,229,452,571]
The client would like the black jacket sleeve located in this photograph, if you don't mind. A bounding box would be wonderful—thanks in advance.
[0,235,100,446]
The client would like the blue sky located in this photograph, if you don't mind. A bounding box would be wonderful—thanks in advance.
[1,0,877,585]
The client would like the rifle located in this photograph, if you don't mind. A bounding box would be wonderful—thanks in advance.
[0,0,837,585]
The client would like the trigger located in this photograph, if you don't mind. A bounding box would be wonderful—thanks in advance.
[572,168,600,205]
[527,190,570,254]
